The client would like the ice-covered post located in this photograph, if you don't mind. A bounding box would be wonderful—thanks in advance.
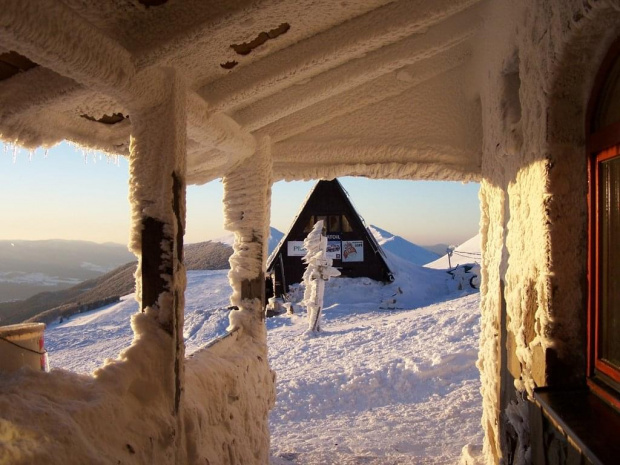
[447,245,455,269]
[223,136,272,335]
[127,69,187,416]
[301,220,341,332]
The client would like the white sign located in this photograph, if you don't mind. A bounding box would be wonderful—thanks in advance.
[326,241,342,260]
[287,241,307,257]
[342,240,364,262]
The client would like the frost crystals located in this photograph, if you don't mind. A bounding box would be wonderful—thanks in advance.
[300,220,340,332]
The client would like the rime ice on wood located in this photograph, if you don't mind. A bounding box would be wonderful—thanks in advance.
[223,137,273,336]
[301,220,341,332]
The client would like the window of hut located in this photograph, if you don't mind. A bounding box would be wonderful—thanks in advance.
[329,215,341,232]
[342,215,353,232]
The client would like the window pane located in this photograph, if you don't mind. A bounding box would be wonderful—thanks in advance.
[303,216,314,233]
[329,215,340,232]
[600,156,620,368]
[342,215,353,232]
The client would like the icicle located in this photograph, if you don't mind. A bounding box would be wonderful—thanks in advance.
[105,153,120,165]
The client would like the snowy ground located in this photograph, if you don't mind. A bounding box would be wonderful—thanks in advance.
[268,292,481,465]
[45,250,483,464]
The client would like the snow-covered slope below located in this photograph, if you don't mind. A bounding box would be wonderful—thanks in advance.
[369,225,439,266]
[45,270,232,373]
[425,234,482,270]
[45,257,482,464]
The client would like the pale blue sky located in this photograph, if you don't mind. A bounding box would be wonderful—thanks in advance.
[1,142,479,247]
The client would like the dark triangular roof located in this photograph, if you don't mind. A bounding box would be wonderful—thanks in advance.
[267,179,392,295]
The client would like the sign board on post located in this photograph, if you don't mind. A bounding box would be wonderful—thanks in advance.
[287,241,307,257]
[342,240,364,262]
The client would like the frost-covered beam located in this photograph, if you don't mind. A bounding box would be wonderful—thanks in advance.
[127,70,187,418]
[200,0,481,112]
[273,160,480,183]
[1,109,131,154]
[273,140,480,167]
[0,67,79,122]
[259,45,471,142]
[223,137,273,335]
[186,95,256,158]
[184,95,257,184]
[0,0,135,94]
[138,0,391,71]
[237,15,478,133]
[186,148,239,185]
[0,0,255,159]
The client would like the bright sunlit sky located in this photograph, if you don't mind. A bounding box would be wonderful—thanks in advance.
[1,142,480,247]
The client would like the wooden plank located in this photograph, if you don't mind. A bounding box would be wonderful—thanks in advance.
[534,388,620,465]
[241,273,266,319]
[529,399,547,465]
[141,217,168,313]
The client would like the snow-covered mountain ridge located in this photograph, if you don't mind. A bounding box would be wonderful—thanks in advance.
[425,234,482,269]
[369,225,440,266]
[0,240,134,302]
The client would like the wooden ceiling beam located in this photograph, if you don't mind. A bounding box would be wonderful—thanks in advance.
[199,0,482,113]
[271,139,480,167]
[239,17,478,135]
[261,45,471,143]
[0,0,135,95]
[272,160,480,183]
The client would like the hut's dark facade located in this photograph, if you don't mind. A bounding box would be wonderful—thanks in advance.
[267,179,393,297]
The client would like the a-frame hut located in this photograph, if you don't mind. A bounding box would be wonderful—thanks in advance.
[267,179,393,297]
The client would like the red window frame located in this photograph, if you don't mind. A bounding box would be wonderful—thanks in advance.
[587,37,620,409]
[589,146,620,376]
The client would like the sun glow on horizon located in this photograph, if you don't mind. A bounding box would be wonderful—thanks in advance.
[1,143,479,247]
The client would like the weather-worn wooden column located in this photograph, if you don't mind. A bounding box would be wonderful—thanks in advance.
[223,137,272,329]
[127,69,187,415]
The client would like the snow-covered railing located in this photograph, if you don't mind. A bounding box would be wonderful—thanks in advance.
[201,327,240,350]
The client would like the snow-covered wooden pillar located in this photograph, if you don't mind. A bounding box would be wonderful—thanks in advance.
[127,69,187,416]
[223,137,273,333]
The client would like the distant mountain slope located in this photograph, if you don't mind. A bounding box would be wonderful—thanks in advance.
[184,241,234,270]
[369,225,440,266]
[0,261,138,325]
[424,234,481,269]
[0,240,134,302]
[0,240,134,275]
[422,243,451,256]
[0,240,235,325]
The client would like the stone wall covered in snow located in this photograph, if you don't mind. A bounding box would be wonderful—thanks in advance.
[477,0,620,462]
